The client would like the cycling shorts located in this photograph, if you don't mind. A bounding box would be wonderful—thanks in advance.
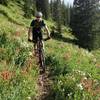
[32,31,43,43]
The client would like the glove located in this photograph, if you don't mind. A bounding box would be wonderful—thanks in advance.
[44,37,51,41]
[47,36,51,39]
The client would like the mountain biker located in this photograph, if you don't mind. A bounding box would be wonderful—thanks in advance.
[28,11,51,54]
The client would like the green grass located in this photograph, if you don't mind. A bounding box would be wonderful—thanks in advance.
[0,1,100,100]
[0,2,40,99]
[45,37,100,99]
[0,32,39,99]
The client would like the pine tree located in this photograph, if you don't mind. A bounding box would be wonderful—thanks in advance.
[92,0,100,49]
[50,0,53,19]
[36,0,50,19]
[56,0,62,33]
[61,1,67,25]
[64,3,71,26]
[32,0,36,16]
[50,0,57,21]
[0,0,8,6]
[71,0,100,50]
[50,0,62,33]
[24,0,32,18]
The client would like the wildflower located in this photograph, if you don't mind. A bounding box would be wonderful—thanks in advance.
[95,63,100,68]
[58,80,62,85]
[15,31,20,37]
[62,88,65,92]
[0,71,12,80]
[63,53,71,60]
[27,97,31,100]
[68,92,72,96]
[0,48,5,53]
[82,72,86,76]
[77,83,83,90]
[94,79,98,84]
[93,58,97,63]
[16,48,21,54]
[29,52,33,56]
[21,41,29,48]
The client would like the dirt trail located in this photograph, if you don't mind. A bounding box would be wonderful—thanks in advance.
[36,70,53,100]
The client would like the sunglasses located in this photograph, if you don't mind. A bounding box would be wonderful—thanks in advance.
[36,16,41,18]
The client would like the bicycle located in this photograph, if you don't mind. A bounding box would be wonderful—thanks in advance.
[28,37,50,74]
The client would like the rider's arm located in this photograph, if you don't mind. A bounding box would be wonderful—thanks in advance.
[44,25,51,38]
[28,20,35,40]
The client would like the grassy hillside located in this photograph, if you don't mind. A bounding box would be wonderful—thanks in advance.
[0,1,40,99]
[45,38,100,99]
[0,1,100,100]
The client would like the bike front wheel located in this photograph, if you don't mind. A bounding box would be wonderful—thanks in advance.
[39,48,45,73]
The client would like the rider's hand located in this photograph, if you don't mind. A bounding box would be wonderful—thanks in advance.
[44,36,51,41]
[47,36,51,39]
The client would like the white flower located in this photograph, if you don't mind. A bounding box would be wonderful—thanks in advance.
[77,83,83,90]
[83,77,87,80]
[82,72,86,76]
[62,88,65,92]
[93,58,97,63]
[27,97,31,100]
[21,41,29,47]
[29,52,33,56]
[68,92,72,96]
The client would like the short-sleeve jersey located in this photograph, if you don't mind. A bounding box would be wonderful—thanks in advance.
[30,19,46,33]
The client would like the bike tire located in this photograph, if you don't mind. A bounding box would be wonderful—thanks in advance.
[38,46,45,73]
[37,39,46,73]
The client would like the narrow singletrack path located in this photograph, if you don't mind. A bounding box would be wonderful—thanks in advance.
[33,68,53,100]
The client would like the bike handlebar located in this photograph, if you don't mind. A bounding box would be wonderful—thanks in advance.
[28,37,51,42]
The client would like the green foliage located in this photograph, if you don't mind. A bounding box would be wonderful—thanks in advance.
[0,0,8,6]
[50,0,62,33]
[45,38,100,99]
[0,1,100,99]
[14,47,29,67]
[71,0,100,50]
[0,30,38,99]
[0,33,7,47]
[0,2,31,26]
[36,0,50,19]
[46,54,71,76]
[24,0,33,18]
[0,69,38,100]
[61,2,71,26]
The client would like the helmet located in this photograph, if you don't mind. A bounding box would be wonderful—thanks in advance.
[35,12,43,18]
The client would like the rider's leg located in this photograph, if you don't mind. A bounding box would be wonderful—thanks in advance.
[32,32,37,55]
[33,42,37,56]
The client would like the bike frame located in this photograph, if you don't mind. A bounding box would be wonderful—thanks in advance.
[28,36,50,73]
[36,37,45,73]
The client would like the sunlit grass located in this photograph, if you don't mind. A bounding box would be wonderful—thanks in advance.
[0,1,100,99]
